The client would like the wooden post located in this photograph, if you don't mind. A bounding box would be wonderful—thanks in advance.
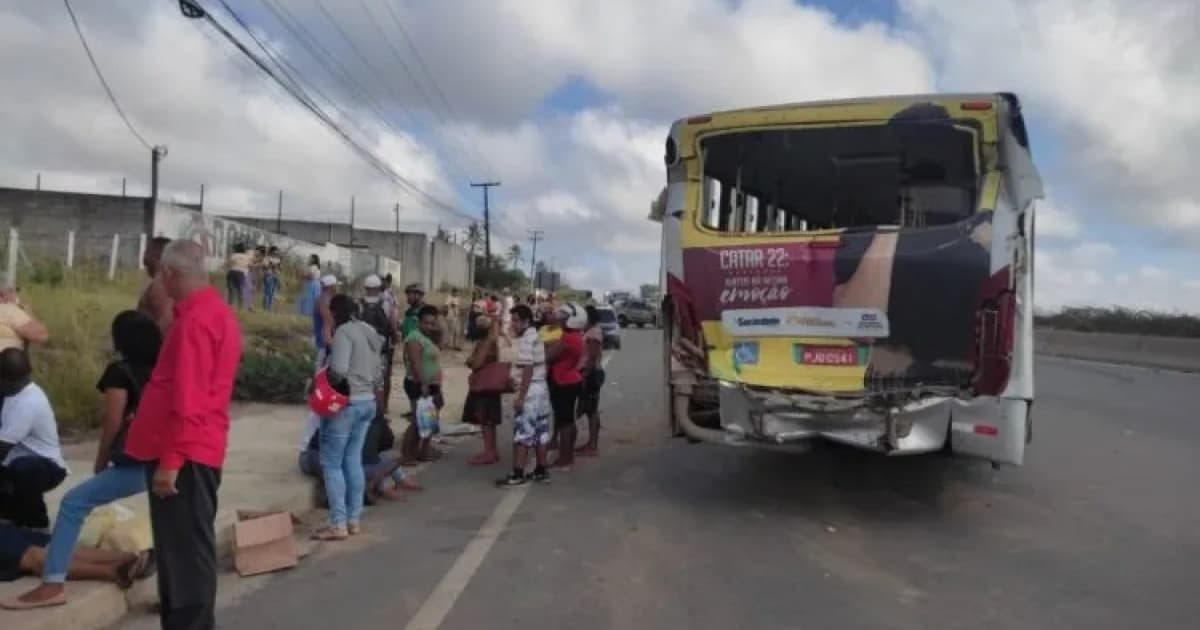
[66,231,76,269]
[108,234,120,281]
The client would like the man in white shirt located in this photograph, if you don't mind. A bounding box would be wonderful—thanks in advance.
[0,349,68,529]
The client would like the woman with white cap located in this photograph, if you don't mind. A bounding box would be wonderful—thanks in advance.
[546,302,587,470]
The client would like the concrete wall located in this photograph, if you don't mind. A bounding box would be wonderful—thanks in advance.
[225,217,470,290]
[0,187,150,268]
[1036,329,1200,372]
[429,238,471,292]
[154,204,402,281]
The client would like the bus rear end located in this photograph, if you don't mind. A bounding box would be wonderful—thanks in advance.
[655,93,1042,466]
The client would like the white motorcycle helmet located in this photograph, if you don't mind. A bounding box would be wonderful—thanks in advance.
[557,302,588,331]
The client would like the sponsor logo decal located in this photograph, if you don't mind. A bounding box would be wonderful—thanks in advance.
[735,316,780,327]
[733,342,759,367]
[722,307,890,338]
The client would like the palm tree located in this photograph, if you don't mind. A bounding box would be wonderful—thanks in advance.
[506,244,523,270]
[463,223,483,253]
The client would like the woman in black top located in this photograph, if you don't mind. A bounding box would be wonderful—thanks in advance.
[5,311,160,609]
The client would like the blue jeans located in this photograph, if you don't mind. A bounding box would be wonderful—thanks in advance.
[43,464,146,583]
[263,275,279,311]
[319,398,375,527]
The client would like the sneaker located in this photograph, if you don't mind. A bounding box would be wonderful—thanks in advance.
[495,472,528,488]
[530,469,551,484]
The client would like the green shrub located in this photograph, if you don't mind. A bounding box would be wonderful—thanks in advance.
[1036,306,1200,339]
[17,267,316,433]
[235,346,314,404]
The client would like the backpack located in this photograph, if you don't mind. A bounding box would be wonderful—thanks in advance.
[358,298,393,350]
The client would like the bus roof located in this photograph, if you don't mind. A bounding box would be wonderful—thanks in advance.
[674,92,1019,126]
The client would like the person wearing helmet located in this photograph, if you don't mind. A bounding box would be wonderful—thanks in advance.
[547,302,586,470]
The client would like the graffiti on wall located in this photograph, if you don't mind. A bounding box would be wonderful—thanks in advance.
[153,204,381,279]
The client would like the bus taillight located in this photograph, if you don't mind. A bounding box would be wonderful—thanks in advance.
[961,101,994,111]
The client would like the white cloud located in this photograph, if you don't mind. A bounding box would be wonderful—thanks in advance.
[1037,242,1200,312]
[899,0,1200,242]
[1036,196,1080,239]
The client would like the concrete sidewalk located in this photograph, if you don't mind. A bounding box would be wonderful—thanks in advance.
[0,360,471,630]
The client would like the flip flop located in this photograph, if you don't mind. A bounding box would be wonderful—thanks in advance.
[0,591,67,610]
[116,550,156,589]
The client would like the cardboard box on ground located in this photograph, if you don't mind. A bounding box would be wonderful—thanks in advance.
[232,510,300,577]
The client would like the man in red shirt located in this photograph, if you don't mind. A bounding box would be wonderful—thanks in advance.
[124,240,242,630]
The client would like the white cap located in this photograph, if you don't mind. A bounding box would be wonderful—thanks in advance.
[363,274,382,289]
[320,275,339,288]
[557,302,588,330]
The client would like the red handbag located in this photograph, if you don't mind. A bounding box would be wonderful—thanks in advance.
[468,361,512,394]
[309,368,349,418]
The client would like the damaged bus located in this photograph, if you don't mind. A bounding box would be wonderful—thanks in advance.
[649,93,1042,466]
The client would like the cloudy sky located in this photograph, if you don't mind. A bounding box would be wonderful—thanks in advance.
[1,0,1197,310]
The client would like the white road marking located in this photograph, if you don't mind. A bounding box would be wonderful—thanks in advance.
[402,485,530,630]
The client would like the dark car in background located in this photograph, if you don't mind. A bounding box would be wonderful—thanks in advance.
[595,305,621,349]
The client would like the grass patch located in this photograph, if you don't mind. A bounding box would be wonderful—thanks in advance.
[1036,306,1200,339]
[20,264,314,434]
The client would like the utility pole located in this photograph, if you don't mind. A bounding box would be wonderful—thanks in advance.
[348,195,355,246]
[528,229,544,292]
[150,145,167,216]
[276,190,283,233]
[393,202,400,259]
[470,181,500,274]
[199,183,205,211]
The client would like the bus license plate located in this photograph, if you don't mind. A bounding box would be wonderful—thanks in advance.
[794,345,861,366]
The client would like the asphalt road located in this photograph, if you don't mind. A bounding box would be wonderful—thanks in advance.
[173,330,1200,629]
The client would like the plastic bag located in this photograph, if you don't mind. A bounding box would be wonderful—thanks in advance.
[78,503,136,548]
[416,395,440,439]
[100,511,154,553]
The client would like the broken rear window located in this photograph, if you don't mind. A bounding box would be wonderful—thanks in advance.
[698,121,980,233]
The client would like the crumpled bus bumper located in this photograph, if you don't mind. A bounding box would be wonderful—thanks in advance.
[700,381,954,455]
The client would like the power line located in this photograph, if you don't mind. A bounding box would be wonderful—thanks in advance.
[373,0,497,179]
[190,1,474,222]
[256,0,428,158]
[63,0,152,150]
[309,0,473,184]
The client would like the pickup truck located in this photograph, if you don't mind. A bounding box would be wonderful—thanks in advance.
[616,299,657,328]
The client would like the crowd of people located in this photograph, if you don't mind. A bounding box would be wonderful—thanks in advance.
[0,237,241,630]
[0,236,611,628]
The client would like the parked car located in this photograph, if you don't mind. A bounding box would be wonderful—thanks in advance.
[617,299,657,328]
[595,305,621,349]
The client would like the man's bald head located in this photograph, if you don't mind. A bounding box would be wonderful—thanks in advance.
[160,240,209,300]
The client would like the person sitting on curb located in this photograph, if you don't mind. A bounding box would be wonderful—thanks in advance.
[5,311,161,610]
[0,523,154,591]
[298,414,422,504]
[0,348,68,530]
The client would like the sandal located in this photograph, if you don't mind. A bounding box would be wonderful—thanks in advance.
[348,523,362,536]
[116,550,156,589]
[311,526,349,541]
